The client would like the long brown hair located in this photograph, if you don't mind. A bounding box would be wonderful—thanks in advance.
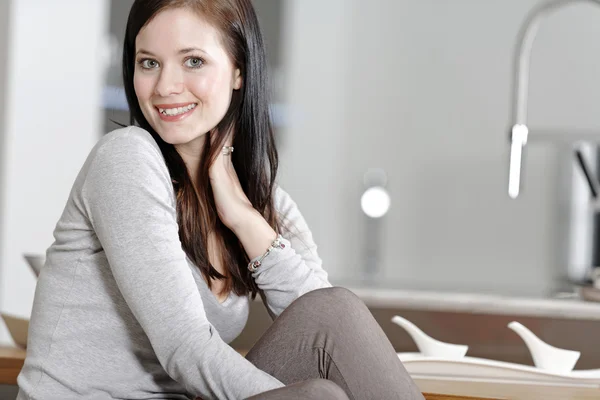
[122,0,279,298]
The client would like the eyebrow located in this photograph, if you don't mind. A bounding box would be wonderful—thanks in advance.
[136,47,206,57]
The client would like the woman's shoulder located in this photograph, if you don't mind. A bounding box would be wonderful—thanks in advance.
[97,126,161,156]
[82,126,170,190]
[87,126,166,170]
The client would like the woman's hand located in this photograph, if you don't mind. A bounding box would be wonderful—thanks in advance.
[208,132,255,231]
[208,130,277,260]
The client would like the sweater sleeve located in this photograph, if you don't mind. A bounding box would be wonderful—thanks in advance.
[81,127,283,400]
[251,186,332,317]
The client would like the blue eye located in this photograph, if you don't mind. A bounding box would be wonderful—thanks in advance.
[185,57,204,69]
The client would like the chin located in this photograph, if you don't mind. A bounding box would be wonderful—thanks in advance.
[154,124,208,146]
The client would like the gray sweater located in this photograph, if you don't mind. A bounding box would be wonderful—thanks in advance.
[17,126,331,400]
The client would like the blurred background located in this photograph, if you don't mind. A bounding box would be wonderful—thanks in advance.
[2,0,600,396]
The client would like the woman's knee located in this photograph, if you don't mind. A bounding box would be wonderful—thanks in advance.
[300,287,363,308]
[301,379,349,400]
[286,287,372,332]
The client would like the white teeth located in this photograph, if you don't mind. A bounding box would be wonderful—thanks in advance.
[158,103,196,116]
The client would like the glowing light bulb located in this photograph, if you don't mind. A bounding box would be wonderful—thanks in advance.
[361,186,391,218]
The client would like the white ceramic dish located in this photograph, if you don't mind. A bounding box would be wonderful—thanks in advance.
[397,352,600,387]
[391,316,468,359]
[392,314,600,387]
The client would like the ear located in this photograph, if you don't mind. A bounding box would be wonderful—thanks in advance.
[233,68,242,90]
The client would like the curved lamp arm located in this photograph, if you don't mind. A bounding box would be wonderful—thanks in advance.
[508,0,600,198]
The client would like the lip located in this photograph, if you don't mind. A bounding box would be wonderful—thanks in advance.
[155,102,196,108]
[155,102,198,122]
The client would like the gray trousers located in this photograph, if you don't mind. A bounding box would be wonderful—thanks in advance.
[244,287,425,400]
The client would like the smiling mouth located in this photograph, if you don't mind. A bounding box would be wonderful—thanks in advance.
[156,103,197,116]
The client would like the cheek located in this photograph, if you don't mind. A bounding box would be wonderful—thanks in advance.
[186,75,216,101]
[133,74,154,102]
[187,71,232,106]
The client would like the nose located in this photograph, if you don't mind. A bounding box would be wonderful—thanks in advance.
[154,65,184,97]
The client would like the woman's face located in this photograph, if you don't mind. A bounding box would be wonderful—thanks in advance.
[134,7,242,151]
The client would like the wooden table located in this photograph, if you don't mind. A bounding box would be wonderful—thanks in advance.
[416,378,600,400]
[0,346,25,385]
[1,347,597,399]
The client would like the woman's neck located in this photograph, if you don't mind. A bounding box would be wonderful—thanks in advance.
[175,135,206,185]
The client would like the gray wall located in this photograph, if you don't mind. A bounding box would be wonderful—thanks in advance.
[278,0,600,295]
[105,0,133,88]
[104,0,283,90]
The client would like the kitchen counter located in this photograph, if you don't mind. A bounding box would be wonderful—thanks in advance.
[345,285,600,321]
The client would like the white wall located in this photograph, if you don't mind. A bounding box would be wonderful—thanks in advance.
[279,0,600,295]
[0,0,109,345]
[278,0,352,286]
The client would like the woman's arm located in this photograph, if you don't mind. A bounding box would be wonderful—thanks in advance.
[234,187,332,318]
[210,136,331,317]
[83,128,283,399]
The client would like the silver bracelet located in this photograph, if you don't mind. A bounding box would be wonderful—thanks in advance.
[248,234,285,272]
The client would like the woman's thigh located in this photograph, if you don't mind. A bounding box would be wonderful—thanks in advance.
[246,287,424,400]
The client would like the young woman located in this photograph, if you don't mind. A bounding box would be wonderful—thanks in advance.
[17,1,424,399]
